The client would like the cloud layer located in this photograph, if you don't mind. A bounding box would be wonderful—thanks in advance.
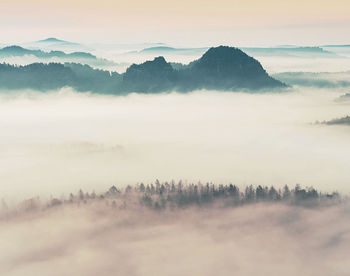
[1,202,350,276]
[1,87,350,202]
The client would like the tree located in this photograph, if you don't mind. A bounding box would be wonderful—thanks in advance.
[256,185,266,201]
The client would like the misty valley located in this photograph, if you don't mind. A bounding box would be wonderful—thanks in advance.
[1,38,350,276]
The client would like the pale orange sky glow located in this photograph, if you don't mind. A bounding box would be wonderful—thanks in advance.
[0,0,350,46]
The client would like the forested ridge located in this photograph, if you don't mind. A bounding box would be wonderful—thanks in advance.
[0,46,285,94]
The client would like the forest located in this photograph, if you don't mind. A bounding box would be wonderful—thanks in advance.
[3,182,343,217]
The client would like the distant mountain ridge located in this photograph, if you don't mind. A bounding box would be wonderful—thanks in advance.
[0,46,285,94]
[0,45,93,58]
[138,45,342,59]
[36,37,80,46]
[321,44,350,48]
[0,45,116,67]
[273,71,350,88]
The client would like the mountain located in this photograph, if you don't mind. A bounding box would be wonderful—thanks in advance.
[137,46,342,59]
[36,37,80,46]
[181,46,284,90]
[22,37,92,52]
[0,45,116,67]
[140,46,208,54]
[242,46,341,58]
[123,56,177,92]
[141,46,177,53]
[123,46,284,92]
[0,46,285,94]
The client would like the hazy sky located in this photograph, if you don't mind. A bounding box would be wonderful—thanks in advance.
[1,0,350,46]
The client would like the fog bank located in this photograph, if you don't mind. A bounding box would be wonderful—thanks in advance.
[1,203,350,276]
[1,88,350,201]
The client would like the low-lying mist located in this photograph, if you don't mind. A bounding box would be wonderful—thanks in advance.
[1,87,350,202]
[259,56,350,73]
[0,55,127,73]
[1,201,350,276]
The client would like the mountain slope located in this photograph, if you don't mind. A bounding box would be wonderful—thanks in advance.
[180,46,284,90]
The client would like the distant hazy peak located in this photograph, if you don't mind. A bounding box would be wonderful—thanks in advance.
[36,38,80,46]
[141,46,176,52]
[2,45,26,51]
[37,38,65,43]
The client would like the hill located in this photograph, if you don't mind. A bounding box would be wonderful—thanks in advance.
[180,46,284,90]
[0,63,122,93]
[36,37,81,46]
[137,45,341,59]
[0,46,285,94]
[0,45,116,67]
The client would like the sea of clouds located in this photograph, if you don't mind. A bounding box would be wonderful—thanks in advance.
[1,52,350,274]
[1,202,350,276]
[1,87,350,203]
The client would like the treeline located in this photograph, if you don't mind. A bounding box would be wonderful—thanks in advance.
[323,115,350,126]
[0,62,122,93]
[121,181,340,209]
[4,181,342,215]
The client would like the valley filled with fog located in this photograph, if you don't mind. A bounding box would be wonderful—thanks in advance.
[1,41,350,276]
[2,0,350,273]
[2,202,350,276]
[1,84,350,202]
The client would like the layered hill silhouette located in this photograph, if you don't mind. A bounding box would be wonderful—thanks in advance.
[0,45,116,67]
[137,45,341,59]
[0,45,93,59]
[0,46,285,94]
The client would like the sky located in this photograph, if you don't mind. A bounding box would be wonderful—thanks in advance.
[1,0,350,46]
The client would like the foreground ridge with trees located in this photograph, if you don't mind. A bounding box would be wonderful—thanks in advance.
[2,182,344,216]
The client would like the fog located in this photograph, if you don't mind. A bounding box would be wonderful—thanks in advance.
[1,202,350,276]
[273,71,350,89]
[250,56,350,74]
[0,54,127,72]
[1,87,350,202]
[2,45,350,275]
